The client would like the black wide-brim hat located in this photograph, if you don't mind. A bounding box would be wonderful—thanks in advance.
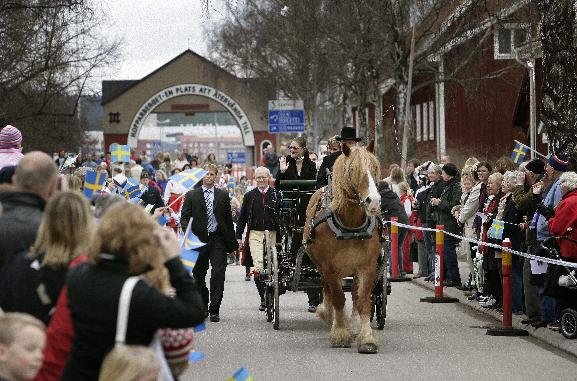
[336,127,361,142]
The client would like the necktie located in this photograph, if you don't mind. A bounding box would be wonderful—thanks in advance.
[204,189,217,233]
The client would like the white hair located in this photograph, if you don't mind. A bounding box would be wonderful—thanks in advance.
[502,170,519,186]
[427,163,442,174]
[560,171,577,193]
[254,166,270,177]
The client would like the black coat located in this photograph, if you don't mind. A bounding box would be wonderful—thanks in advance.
[316,151,341,189]
[424,180,445,224]
[0,251,66,325]
[379,188,409,225]
[61,257,206,381]
[0,191,46,281]
[180,187,239,253]
[236,187,278,238]
[275,155,317,188]
[139,186,164,213]
[502,193,524,250]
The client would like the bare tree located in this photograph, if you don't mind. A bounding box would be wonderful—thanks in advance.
[0,0,119,152]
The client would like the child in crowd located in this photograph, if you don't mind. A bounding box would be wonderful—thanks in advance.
[0,312,46,381]
[98,345,159,381]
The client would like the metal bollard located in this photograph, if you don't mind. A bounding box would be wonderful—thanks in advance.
[421,225,458,303]
[486,238,528,336]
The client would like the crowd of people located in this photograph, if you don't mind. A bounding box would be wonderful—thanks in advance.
[1,121,577,380]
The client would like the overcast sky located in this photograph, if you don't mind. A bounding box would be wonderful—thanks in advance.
[92,0,230,91]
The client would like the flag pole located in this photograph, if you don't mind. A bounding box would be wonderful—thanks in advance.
[514,140,547,160]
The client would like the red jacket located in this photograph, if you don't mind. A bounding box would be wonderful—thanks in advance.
[548,190,577,261]
[34,255,87,381]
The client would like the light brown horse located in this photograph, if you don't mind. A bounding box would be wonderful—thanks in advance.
[303,144,382,353]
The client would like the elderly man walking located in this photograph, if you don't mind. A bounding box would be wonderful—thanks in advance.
[0,151,58,279]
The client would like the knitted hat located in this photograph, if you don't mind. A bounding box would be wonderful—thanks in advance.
[548,152,569,172]
[442,163,459,178]
[525,158,546,175]
[0,125,22,149]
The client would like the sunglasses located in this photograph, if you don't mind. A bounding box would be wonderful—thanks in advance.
[288,146,302,150]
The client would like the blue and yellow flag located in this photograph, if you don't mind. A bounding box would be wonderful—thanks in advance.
[169,168,207,190]
[110,143,131,163]
[228,367,253,381]
[83,170,107,199]
[488,219,505,240]
[227,176,236,189]
[181,248,199,272]
[123,178,141,199]
[510,142,528,164]
[181,219,206,250]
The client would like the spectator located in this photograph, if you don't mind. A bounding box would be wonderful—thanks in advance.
[150,152,164,170]
[98,345,159,381]
[54,150,67,169]
[430,163,462,287]
[377,181,409,277]
[138,172,164,213]
[180,163,239,323]
[154,169,168,194]
[189,156,199,168]
[159,153,173,175]
[405,158,420,195]
[0,152,58,280]
[163,168,187,231]
[494,155,517,174]
[0,165,16,185]
[236,167,278,311]
[182,148,192,163]
[389,166,405,197]
[0,191,93,324]
[61,203,206,380]
[262,144,279,178]
[129,159,143,180]
[205,153,217,165]
[548,171,577,263]
[0,313,46,381]
[0,125,24,170]
[81,153,97,169]
[423,163,445,281]
[398,181,414,274]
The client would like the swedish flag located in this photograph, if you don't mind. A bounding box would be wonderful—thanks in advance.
[83,170,107,199]
[181,219,206,250]
[228,367,253,381]
[110,143,131,163]
[488,219,505,240]
[169,168,207,190]
[123,178,141,199]
[510,142,528,164]
[181,248,199,272]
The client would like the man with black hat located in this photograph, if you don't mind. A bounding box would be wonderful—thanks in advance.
[316,127,362,189]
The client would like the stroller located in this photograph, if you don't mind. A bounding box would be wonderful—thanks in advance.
[540,237,577,339]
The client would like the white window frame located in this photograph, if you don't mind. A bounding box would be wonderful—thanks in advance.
[415,104,421,142]
[494,23,530,60]
[422,102,429,141]
[428,101,435,140]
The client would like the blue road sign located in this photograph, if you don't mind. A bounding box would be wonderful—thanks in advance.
[268,109,305,133]
[227,152,246,164]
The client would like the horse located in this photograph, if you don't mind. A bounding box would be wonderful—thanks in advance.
[303,144,382,353]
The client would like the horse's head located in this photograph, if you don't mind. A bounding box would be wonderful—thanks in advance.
[332,145,381,216]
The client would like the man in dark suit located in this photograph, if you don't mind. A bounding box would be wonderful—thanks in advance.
[180,163,238,322]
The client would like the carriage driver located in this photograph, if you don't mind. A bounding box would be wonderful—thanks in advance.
[236,166,278,311]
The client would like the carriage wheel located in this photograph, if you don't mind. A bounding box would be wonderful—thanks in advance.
[375,254,388,330]
[273,246,280,330]
[265,234,274,322]
[561,308,577,340]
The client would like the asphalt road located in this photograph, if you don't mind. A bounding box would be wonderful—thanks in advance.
[183,265,577,381]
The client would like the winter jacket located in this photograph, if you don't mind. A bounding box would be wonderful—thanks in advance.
[379,188,409,225]
[61,256,206,381]
[501,193,524,251]
[424,180,445,225]
[316,151,341,189]
[435,178,462,237]
[0,147,24,169]
[458,182,481,225]
[548,189,577,261]
[0,191,46,280]
[0,251,66,325]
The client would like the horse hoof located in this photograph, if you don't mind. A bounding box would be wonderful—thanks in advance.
[358,343,378,354]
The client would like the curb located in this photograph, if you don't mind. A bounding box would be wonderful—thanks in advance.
[411,277,577,358]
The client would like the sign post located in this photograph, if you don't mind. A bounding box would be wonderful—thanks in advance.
[268,100,305,134]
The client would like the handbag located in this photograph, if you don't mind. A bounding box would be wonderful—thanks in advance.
[114,276,174,381]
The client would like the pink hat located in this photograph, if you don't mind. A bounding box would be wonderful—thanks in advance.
[0,125,22,149]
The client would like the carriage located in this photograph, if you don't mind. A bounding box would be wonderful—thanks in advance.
[262,179,390,331]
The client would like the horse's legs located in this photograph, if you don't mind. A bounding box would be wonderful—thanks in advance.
[326,273,352,348]
[350,278,361,337]
[355,267,379,354]
[316,282,333,327]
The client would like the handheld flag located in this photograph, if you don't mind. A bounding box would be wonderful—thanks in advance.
[181,219,206,250]
[488,219,505,240]
[228,367,253,381]
[83,170,107,199]
[110,143,131,163]
[130,197,144,206]
[123,178,141,199]
[181,249,199,272]
[60,154,79,171]
[227,176,236,189]
[157,214,167,226]
[169,168,208,190]
[511,142,528,164]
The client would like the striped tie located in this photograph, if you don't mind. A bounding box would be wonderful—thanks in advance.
[204,189,217,233]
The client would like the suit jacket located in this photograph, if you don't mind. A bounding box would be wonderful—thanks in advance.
[316,151,341,189]
[180,187,239,252]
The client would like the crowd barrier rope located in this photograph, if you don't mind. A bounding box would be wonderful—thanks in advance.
[386,220,577,269]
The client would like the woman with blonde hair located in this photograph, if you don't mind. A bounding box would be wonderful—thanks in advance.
[99,345,160,381]
[61,203,206,380]
[0,191,93,324]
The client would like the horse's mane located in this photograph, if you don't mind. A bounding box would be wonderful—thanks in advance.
[331,147,381,213]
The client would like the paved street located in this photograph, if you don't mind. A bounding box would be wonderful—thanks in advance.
[183,265,577,381]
